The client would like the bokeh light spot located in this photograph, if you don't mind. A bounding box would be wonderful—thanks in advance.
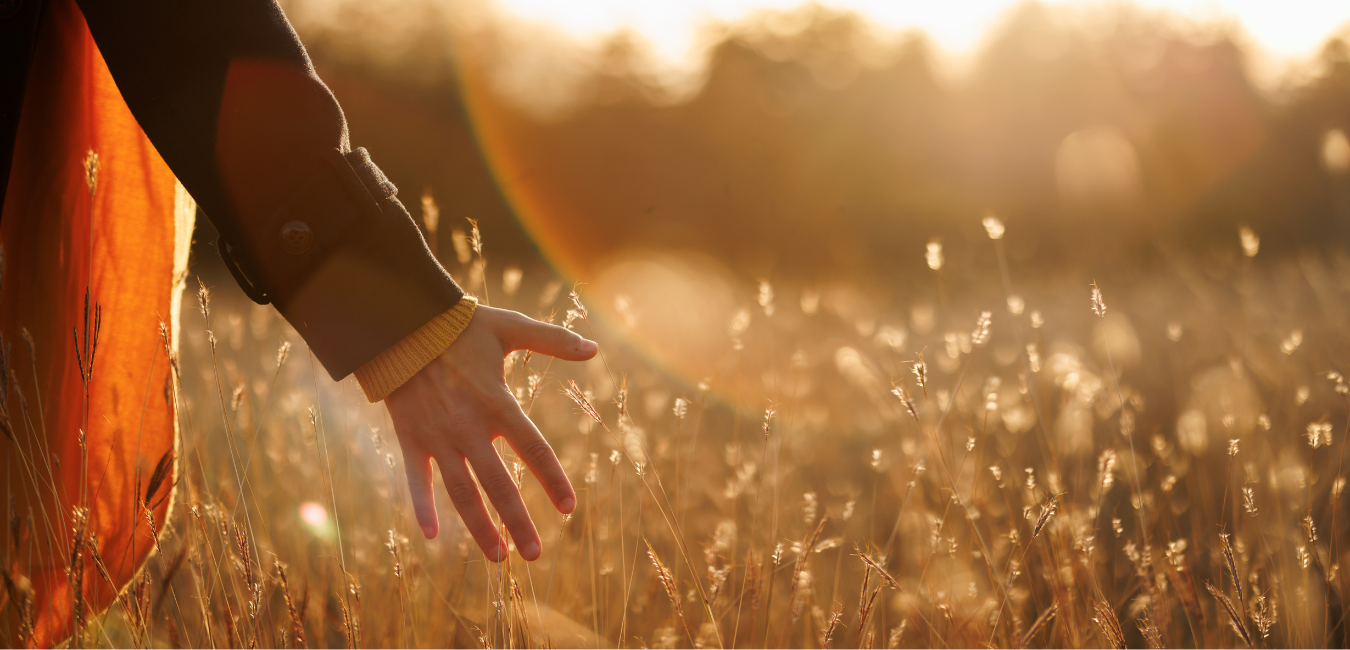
[299,501,328,528]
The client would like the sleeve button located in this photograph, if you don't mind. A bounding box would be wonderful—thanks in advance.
[279,220,313,255]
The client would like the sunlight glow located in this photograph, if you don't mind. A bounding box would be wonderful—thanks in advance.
[492,0,1350,61]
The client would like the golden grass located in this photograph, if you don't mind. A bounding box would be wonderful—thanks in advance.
[16,218,1350,648]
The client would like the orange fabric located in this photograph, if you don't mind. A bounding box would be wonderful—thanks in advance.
[0,0,192,646]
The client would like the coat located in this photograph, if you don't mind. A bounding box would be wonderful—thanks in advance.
[1,0,465,381]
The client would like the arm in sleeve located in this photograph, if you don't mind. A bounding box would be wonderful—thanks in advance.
[76,0,465,380]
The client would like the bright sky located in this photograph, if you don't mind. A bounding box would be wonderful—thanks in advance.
[492,0,1350,61]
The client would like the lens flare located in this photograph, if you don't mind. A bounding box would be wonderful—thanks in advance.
[299,501,328,528]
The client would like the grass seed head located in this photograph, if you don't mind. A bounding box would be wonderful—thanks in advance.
[1205,581,1253,647]
[1243,487,1259,516]
[83,149,100,197]
[1307,422,1333,448]
[982,214,1005,240]
[926,239,944,270]
[1328,370,1350,395]
[466,217,482,256]
[1090,281,1106,317]
[758,279,775,316]
[451,227,471,264]
[891,383,919,421]
[1239,225,1260,257]
[564,380,603,424]
[276,340,291,368]
[420,190,439,235]
[971,311,992,346]
[1031,496,1057,540]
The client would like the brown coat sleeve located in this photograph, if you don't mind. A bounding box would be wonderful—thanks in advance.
[74,0,464,379]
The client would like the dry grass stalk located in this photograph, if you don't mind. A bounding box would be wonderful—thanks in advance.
[1206,581,1254,647]
[887,620,908,648]
[234,523,254,589]
[1018,601,1059,648]
[777,515,829,646]
[164,613,182,648]
[988,495,1058,644]
[855,584,883,642]
[1137,613,1165,649]
[152,545,189,615]
[29,208,1350,650]
[1031,496,1058,540]
[86,534,115,593]
[646,539,693,644]
[275,561,307,648]
[420,190,439,258]
[224,608,239,649]
[564,380,603,425]
[854,547,900,590]
[1162,560,1202,640]
[129,570,152,646]
[1249,593,1276,640]
[338,583,356,650]
[1090,598,1126,649]
[891,383,919,421]
[819,603,843,648]
[69,507,89,648]
[2,569,35,646]
[1219,533,1247,616]
[564,370,723,648]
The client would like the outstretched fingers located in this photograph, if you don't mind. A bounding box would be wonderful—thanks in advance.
[400,442,440,539]
[498,403,576,515]
[464,443,543,560]
[436,453,508,562]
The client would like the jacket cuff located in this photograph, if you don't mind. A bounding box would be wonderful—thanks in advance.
[354,296,478,402]
[226,147,465,379]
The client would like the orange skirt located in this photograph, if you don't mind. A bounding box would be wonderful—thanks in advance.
[0,0,192,646]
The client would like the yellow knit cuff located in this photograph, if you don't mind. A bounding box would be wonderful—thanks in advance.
[354,296,479,402]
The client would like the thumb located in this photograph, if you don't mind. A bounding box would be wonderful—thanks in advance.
[500,312,598,361]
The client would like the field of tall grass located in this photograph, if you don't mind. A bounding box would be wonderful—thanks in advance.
[53,215,1350,648]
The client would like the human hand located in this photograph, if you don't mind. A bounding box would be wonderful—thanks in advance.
[384,305,598,561]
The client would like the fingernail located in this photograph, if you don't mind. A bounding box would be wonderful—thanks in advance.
[521,540,541,560]
[420,524,437,539]
[560,496,576,513]
[578,339,598,354]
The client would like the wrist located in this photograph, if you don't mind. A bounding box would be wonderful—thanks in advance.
[354,295,478,402]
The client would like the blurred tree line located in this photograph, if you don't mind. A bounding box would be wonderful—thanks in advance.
[245,1,1350,285]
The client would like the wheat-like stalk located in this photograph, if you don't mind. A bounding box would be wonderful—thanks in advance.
[1206,581,1254,647]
